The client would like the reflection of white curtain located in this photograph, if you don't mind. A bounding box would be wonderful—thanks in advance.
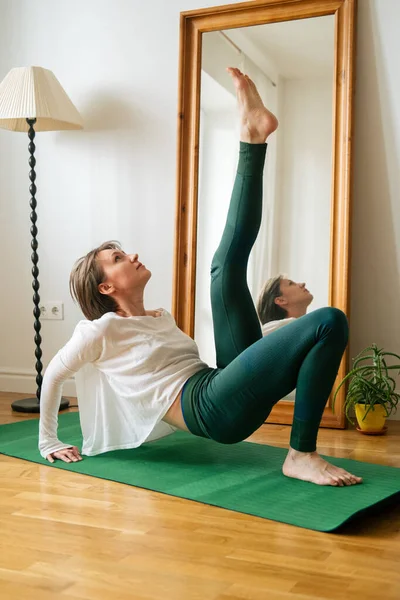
[196,81,238,367]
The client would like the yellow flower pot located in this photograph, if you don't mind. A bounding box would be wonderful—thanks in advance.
[355,403,387,433]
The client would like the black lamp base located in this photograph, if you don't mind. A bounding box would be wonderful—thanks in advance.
[11,397,70,413]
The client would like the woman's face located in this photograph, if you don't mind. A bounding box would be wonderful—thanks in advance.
[97,249,151,296]
[277,278,314,307]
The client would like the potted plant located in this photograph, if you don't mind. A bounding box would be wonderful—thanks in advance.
[332,343,400,434]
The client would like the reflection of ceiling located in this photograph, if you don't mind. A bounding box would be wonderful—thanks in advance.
[201,70,236,113]
[224,15,335,80]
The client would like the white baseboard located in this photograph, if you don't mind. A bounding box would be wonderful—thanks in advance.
[0,368,77,397]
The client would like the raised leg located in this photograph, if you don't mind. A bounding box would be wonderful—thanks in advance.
[210,68,278,368]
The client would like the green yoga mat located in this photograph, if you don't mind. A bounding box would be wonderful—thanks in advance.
[1,412,399,532]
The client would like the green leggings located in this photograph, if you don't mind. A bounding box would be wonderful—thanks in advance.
[180,142,349,452]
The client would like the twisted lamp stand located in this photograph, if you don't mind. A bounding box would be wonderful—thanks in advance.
[11,119,69,413]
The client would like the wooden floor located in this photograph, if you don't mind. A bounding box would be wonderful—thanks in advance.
[0,392,399,600]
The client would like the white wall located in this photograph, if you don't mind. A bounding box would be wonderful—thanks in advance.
[350,0,400,418]
[0,0,399,417]
[0,0,234,394]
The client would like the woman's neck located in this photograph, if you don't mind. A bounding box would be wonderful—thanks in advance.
[115,296,146,317]
[286,307,307,319]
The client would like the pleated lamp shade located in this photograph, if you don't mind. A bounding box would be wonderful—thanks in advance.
[0,66,83,132]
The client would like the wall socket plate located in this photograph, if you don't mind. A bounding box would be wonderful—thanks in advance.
[40,302,64,320]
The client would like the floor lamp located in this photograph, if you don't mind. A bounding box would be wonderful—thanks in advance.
[0,66,83,413]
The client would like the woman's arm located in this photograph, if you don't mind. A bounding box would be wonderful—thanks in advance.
[38,323,101,460]
[38,354,79,459]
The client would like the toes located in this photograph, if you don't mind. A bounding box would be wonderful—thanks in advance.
[337,471,353,485]
[227,67,243,80]
[340,470,358,485]
[230,68,249,83]
[228,68,251,91]
[342,477,353,486]
[348,475,359,485]
[335,469,362,485]
[330,476,343,486]
[327,467,348,486]
[227,68,261,97]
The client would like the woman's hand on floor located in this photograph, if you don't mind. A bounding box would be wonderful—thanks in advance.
[46,446,82,463]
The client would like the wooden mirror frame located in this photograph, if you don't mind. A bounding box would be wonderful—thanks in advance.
[172,0,357,428]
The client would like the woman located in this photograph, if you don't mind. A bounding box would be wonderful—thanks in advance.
[257,275,313,336]
[39,68,362,487]
[257,275,314,325]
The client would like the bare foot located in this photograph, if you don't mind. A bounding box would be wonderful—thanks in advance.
[227,66,278,143]
[282,447,363,486]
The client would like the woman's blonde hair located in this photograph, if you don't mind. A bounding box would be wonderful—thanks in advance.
[69,241,122,321]
[256,274,288,325]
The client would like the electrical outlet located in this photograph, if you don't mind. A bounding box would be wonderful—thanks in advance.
[40,302,64,320]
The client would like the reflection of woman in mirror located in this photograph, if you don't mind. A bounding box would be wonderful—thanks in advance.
[38,68,361,488]
[257,276,314,336]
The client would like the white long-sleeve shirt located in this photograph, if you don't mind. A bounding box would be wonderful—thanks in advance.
[38,309,208,459]
[261,317,296,336]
